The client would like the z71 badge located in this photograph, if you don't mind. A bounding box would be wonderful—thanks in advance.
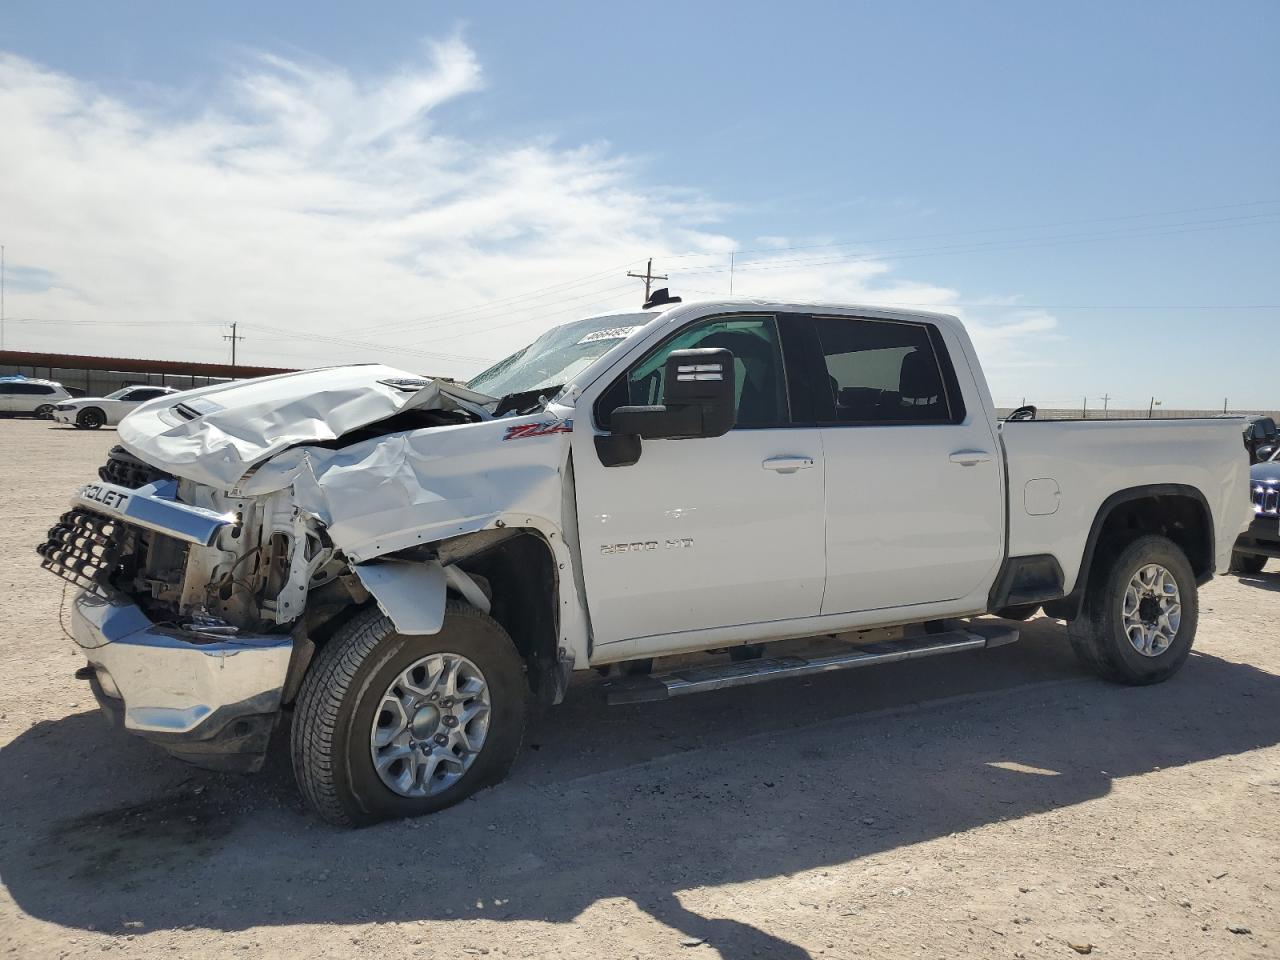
[503,419,572,441]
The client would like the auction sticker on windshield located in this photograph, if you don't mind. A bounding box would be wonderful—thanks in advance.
[577,326,640,344]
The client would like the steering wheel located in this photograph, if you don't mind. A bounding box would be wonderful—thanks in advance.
[1007,405,1038,421]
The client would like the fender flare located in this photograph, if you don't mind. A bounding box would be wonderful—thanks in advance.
[1041,483,1213,621]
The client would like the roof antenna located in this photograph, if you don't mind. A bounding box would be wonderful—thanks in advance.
[643,287,682,310]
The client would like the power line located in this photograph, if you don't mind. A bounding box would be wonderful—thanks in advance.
[662,196,1280,262]
[666,212,1280,278]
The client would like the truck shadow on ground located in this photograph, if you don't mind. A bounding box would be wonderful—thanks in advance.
[1236,569,1280,593]
[3,619,1279,960]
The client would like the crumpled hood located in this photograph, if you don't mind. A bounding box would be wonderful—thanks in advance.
[117,364,491,490]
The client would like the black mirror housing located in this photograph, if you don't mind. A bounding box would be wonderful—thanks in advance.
[610,347,737,442]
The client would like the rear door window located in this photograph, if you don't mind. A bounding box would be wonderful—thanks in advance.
[808,317,962,425]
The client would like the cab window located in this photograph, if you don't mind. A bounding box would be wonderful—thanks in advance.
[598,315,789,429]
[809,316,962,424]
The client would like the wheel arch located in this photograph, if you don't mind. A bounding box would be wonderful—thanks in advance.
[1043,484,1214,621]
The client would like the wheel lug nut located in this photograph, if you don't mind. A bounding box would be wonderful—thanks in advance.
[434,733,448,745]
[444,716,458,728]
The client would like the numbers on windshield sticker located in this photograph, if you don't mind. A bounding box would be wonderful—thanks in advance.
[576,326,640,345]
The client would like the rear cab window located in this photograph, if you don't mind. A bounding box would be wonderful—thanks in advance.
[806,316,965,425]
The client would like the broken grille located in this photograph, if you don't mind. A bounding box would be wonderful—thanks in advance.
[37,509,136,592]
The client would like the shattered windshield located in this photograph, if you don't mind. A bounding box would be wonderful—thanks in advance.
[467,313,654,399]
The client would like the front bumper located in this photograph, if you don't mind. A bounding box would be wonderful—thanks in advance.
[52,410,75,424]
[1235,513,1280,559]
[70,590,294,773]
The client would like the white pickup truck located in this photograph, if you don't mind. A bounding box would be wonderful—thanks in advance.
[38,299,1253,825]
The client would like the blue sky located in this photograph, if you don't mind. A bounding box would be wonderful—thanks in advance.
[2,0,1277,407]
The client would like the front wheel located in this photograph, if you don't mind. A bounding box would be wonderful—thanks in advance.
[77,408,106,430]
[1067,534,1197,685]
[292,602,527,826]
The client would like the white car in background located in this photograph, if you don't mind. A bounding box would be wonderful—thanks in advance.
[52,385,180,429]
[0,378,73,418]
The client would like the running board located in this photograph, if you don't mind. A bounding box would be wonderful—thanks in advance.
[604,621,1019,705]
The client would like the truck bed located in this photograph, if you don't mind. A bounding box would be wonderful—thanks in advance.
[1000,418,1252,594]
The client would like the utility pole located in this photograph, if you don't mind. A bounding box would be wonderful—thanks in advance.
[729,251,735,296]
[1082,396,1088,419]
[223,322,245,372]
[1148,396,1161,417]
[1101,393,1110,419]
[627,258,668,302]
[1,244,6,352]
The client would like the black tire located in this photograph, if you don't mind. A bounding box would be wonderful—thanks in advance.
[291,602,527,826]
[34,404,55,419]
[77,408,106,430]
[994,603,1040,621]
[1067,534,1198,685]
[1230,552,1267,575]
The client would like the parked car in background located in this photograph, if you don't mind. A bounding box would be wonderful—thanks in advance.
[0,377,73,417]
[1232,446,1280,574]
[51,385,180,429]
[1244,415,1277,463]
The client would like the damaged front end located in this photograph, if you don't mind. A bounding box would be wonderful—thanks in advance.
[38,445,346,772]
[38,365,580,773]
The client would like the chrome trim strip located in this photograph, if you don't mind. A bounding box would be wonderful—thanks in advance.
[71,478,233,546]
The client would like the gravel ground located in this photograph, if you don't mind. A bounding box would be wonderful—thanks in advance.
[1,417,1277,960]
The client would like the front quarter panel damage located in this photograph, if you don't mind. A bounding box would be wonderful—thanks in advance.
[287,413,571,564]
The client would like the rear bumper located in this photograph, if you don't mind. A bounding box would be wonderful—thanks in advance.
[70,591,293,773]
[1234,514,1280,559]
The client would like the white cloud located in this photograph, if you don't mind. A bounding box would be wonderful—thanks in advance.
[0,37,1056,382]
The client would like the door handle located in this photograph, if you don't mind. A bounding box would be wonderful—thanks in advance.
[949,450,992,466]
[762,456,815,474]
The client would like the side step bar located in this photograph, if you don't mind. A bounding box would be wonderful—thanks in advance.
[604,621,1019,705]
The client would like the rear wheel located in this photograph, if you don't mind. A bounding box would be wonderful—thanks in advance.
[77,407,106,430]
[33,403,55,419]
[292,602,527,826]
[1067,534,1197,685]
[1230,552,1267,575]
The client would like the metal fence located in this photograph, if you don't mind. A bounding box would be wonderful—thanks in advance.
[0,363,233,397]
[995,404,1280,421]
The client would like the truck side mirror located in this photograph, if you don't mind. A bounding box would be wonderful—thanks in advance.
[602,348,737,462]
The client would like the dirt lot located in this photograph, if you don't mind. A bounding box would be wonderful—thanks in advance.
[1,417,1278,960]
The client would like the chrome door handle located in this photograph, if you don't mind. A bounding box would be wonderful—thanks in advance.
[762,456,815,474]
[948,450,992,466]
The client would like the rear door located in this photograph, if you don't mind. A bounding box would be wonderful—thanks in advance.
[798,314,1004,615]
[572,313,827,651]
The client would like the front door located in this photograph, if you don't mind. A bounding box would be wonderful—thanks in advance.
[801,314,1004,614]
[572,313,826,650]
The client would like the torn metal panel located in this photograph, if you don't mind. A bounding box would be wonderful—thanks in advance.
[352,560,448,636]
[284,409,573,563]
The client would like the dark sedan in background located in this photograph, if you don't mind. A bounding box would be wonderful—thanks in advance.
[1233,447,1280,574]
